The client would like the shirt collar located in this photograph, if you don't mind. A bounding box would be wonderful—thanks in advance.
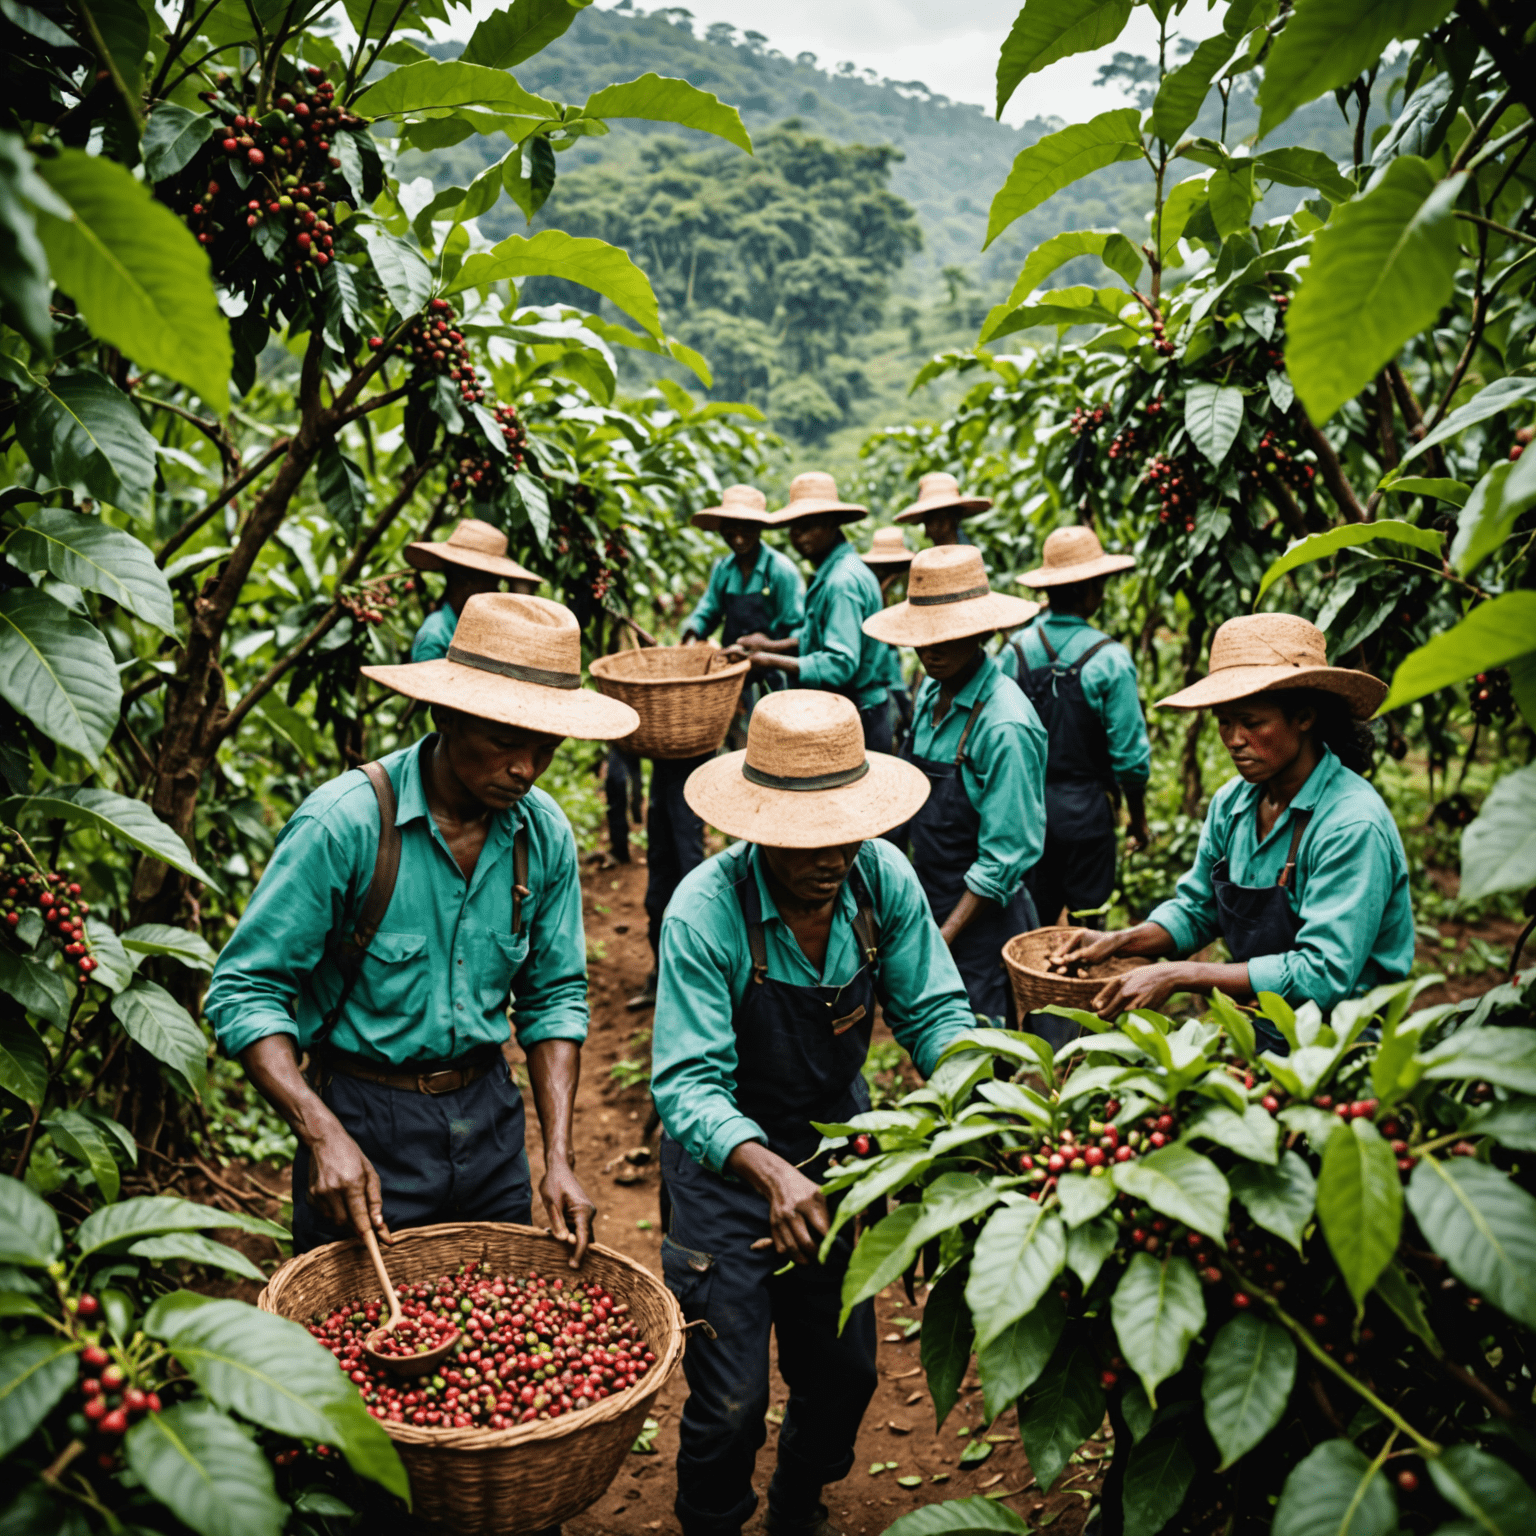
[395,735,522,848]
[808,537,853,589]
[735,542,772,585]
[1229,744,1342,820]
[1042,612,1089,628]
[926,651,997,722]
[748,844,856,933]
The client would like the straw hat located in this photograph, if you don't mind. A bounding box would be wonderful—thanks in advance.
[1019,525,1135,588]
[362,593,640,739]
[692,484,772,533]
[684,691,929,847]
[862,546,1039,648]
[767,472,868,527]
[404,518,539,584]
[1158,614,1387,719]
[893,472,992,525]
[862,527,914,567]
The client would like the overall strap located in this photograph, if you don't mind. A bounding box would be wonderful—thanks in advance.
[731,849,769,985]
[953,696,987,768]
[1068,635,1116,675]
[1276,809,1314,891]
[847,864,880,968]
[511,827,530,936]
[1036,627,1059,664]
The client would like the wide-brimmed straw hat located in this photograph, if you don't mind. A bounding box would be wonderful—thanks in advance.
[685,691,929,847]
[1158,614,1387,719]
[362,593,639,739]
[768,472,867,527]
[1019,525,1135,588]
[893,472,992,525]
[863,546,1039,647]
[862,527,914,567]
[692,484,772,533]
[404,518,539,584]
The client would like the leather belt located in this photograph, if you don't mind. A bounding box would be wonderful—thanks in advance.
[313,1043,499,1095]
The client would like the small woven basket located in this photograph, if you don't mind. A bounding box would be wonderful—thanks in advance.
[1004,928,1150,1016]
[589,642,750,759]
[258,1222,684,1534]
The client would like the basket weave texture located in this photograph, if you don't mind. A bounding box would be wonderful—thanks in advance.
[1004,928,1150,1015]
[257,1222,684,1534]
[589,644,749,759]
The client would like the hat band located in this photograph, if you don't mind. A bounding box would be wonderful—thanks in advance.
[741,760,870,792]
[446,644,580,690]
[910,583,991,607]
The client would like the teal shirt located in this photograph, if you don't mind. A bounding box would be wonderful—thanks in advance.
[411,605,456,662]
[999,613,1151,786]
[1147,747,1413,1013]
[795,538,889,711]
[652,839,975,1172]
[205,738,589,1065]
[909,654,1049,905]
[683,542,804,641]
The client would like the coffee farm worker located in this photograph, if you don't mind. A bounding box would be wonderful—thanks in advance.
[405,518,540,662]
[206,595,639,1257]
[1052,614,1413,1047]
[892,470,990,548]
[1003,526,1152,928]
[862,525,917,752]
[725,473,891,752]
[865,546,1048,1024]
[651,691,975,1536]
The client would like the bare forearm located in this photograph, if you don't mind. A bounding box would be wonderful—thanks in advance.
[526,1038,580,1166]
[1162,960,1253,999]
[940,888,994,945]
[241,1035,344,1150]
[1110,921,1179,958]
[726,1138,787,1196]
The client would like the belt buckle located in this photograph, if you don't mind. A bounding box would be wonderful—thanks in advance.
[418,1068,461,1095]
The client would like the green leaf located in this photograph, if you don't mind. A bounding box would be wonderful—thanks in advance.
[0,588,120,763]
[1381,475,1469,505]
[0,1337,77,1457]
[980,285,1134,343]
[44,1109,119,1200]
[1111,1253,1205,1406]
[1056,1172,1116,1228]
[1451,456,1536,576]
[1110,1143,1230,1244]
[1184,382,1245,467]
[121,923,219,972]
[114,977,207,1097]
[80,0,149,100]
[461,0,593,69]
[1398,376,1536,469]
[1372,1259,1440,1351]
[920,1267,973,1429]
[315,441,369,543]
[1201,1315,1296,1469]
[964,1204,1066,1350]
[1317,1120,1401,1309]
[1064,1215,1118,1291]
[0,132,55,354]
[1381,594,1536,712]
[1251,147,1358,205]
[34,149,229,412]
[130,1233,266,1282]
[1122,1433,1196,1536]
[1462,1095,1536,1151]
[993,232,1143,325]
[1256,0,1456,138]
[995,0,1134,116]
[359,59,557,118]
[0,1175,62,1266]
[839,1202,923,1331]
[357,228,431,320]
[74,1196,249,1258]
[83,918,131,995]
[1208,165,1256,239]
[1257,519,1443,600]
[1185,1103,1279,1165]
[0,1018,46,1106]
[142,103,216,181]
[1427,1443,1536,1535]
[125,1400,285,1536]
[1284,157,1464,424]
[1229,1151,1316,1252]
[16,368,157,512]
[0,788,221,890]
[1018,1339,1105,1492]
[821,1149,934,1252]
[0,950,68,1029]
[580,74,751,154]
[1272,1437,1397,1536]
[1419,1024,1536,1094]
[977,1290,1063,1424]
[984,111,1144,251]
[1407,1156,1536,1329]
[882,1497,1031,1535]
[1206,990,1257,1060]
[7,508,175,634]
[1371,71,1461,170]
[1151,33,1238,143]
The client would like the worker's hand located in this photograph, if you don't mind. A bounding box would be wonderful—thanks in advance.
[728,1142,828,1265]
[1093,960,1186,1019]
[733,631,772,652]
[1048,926,1131,969]
[308,1127,390,1244]
[681,631,700,647]
[541,1155,596,1269]
[1125,815,1151,854]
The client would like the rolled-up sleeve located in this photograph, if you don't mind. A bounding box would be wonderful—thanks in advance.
[798,583,863,691]
[1086,644,1151,786]
[1145,794,1229,956]
[510,812,589,1047]
[683,559,726,641]
[963,718,1046,905]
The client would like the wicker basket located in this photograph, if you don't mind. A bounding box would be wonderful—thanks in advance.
[589,643,750,759]
[258,1222,684,1533]
[1004,928,1150,1016]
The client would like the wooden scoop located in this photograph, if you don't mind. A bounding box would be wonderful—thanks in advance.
[359,1227,460,1378]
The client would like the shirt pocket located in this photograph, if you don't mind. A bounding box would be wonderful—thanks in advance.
[351,932,429,1028]
[471,929,529,1019]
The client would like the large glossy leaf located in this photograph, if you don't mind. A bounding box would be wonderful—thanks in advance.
[82,917,129,996]
[920,1266,973,1429]
[1186,1103,1279,1165]
[1463,1095,1536,1151]
[1257,520,1442,600]
[995,0,1134,116]
[34,150,229,412]
[121,923,219,972]
[125,1400,286,1536]
[1427,1443,1536,1535]
[74,1196,257,1258]
[1317,1120,1401,1308]
[1065,1215,1118,1290]
[1451,455,1536,576]
[581,74,750,153]
[130,1233,266,1282]
[0,1019,46,1106]
[1407,1157,1536,1329]
[977,1290,1063,1424]
[1285,157,1463,423]
[1111,1253,1205,1406]
[838,1201,922,1329]
[0,950,69,1030]
[992,232,1142,327]
[1111,1143,1230,1244]
[1372,71,1460,170]
[142,102,216,181]
[114,977,208,1097]
[1381,593,1536,713]
[981,285,1134,343]
[0,588,120,763]
[1460,763,1536,904]
[1229,1151,1316,1252]
[882,1498,1030,1535]
[1372,1258,1440,1350]
[315,441,369,543]
[356,228,432,320]
[0,1176,62,1266]
[82,0,149,99]
[44,1109,119,1200]
[0,131,54,353]
[1122,1433,1196,1536]
[1419,1024,1536,1095]
[1201,1315,1296,1469]
[1151,32,1237,144]
[1272,1437,1396,1536]
[1017,1339,1104,1493]
[821,1150,934,1251]
[0,1337,77,1457]
[964,1203,1066,1350]
[15,368,156,513]
[1056,1172,1116,1228]
[1185,382,1245,467]
[1399,376,1536,469]
[461,0,593,69]
[1251,147,1358,206]
[984,111,1144,250]
[359,59,556,119]
[7,508,174,634]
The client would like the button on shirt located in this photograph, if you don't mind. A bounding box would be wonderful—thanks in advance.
[909,653,1049,904]
[652,839,974,1172]
[204,738,589,1064]
[1147,747,1414,1012]
[684,543,805,641]
[410,605,457,663]
[795,539,889,711]
[1000,614,1151,786]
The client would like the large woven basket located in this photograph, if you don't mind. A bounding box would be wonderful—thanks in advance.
[589,643,750,759]
[258,1222,684,1533]
[1004,928,1150,1015]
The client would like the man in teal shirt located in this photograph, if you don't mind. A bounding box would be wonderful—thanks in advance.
[206,593,638,1257]
[652,690,973,1536]
[862,526,915,751]
[407,518,540,662]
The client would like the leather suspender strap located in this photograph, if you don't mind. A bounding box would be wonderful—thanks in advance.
[953,696,987,768]
[850,901,879,967]
[1277,809,1314,890]
[1037,627,1058,664]
[747,919,769,985]
[511,827,530,936]
[1071,636,1116,673]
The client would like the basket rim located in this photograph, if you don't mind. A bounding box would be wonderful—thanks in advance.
[1001,927,1149,985]
[257,1221,684,1452]
[589,648,752,687]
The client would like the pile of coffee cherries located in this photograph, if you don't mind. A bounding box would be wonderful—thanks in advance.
[0,845,97,977]
[445,404,532,501]
[310,1262,656,1430]
[1014,1102,1169,1198]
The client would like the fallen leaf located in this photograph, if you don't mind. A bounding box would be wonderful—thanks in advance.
[985,1434,1017,1444]
[885,1461,899,1470]
[959,1440,993,1467]
[869,1463,887,1477]
[883,1332,904,1342]
[891,1367,923,1379]
[896,1476,923,1489]
[765,1405,785,1426]
[643,1524,660,1532]
[931,1473,950,1484]
[887,1421,911,1435]
[905,1392,924,1406]
[980,1473,1004,1489]
[986,1488,1029,1502]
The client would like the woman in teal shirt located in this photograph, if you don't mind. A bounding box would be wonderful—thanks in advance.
[1054,614,1413,1044]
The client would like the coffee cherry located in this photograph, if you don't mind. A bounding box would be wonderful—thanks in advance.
[99,1407,129,1435]
[76,1294,99,1318]
[1396,1470,1418,1492]
[1232,1293,1251,1309]
[852,1134,871,1157]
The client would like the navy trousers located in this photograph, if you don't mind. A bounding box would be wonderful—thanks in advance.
[292,1060,532,1253]
[661,1137,878,1536]
[644,754,711,961]
[606,747,643,862]
[1026,828,1118,929]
